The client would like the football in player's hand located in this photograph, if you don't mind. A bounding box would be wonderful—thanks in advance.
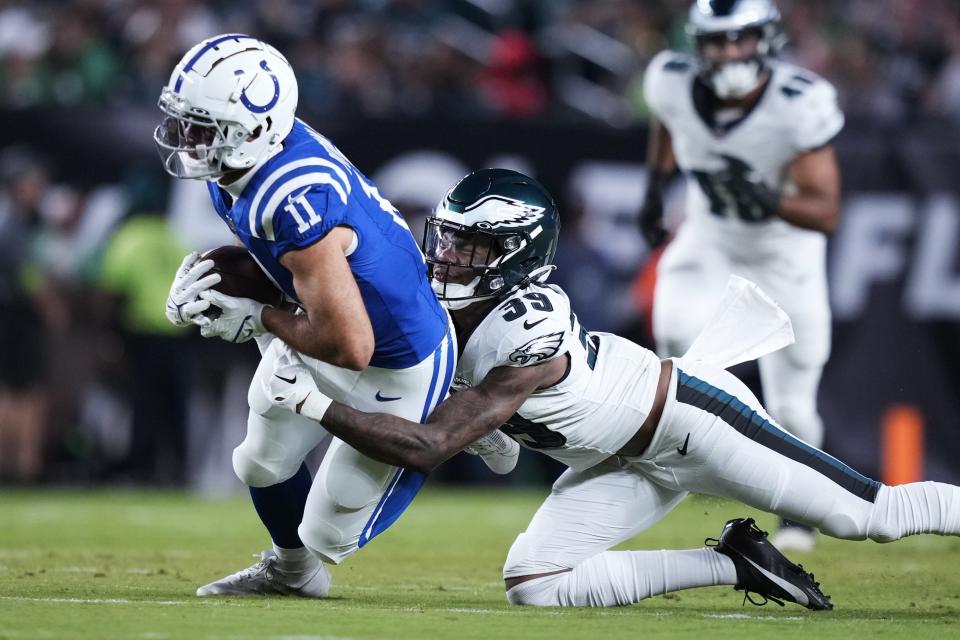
[201,245,285,318]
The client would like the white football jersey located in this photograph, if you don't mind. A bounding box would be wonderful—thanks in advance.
[644,51,844,249]
[456,283,661,471]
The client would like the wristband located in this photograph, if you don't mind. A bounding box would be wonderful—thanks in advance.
[299,389,333,421]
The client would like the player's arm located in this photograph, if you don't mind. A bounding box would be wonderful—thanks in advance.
[639,119,677,248]
[647,118,677,177]
[262,226,374,370]
[776,145,842,234]
[316,359,562,473]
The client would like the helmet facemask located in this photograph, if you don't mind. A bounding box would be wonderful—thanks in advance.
[424,218,525,310]
[686,0,784,100]
[154,88,254,179]
[694,26,772,99]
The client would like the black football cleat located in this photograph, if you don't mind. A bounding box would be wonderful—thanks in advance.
[707,517,833,611]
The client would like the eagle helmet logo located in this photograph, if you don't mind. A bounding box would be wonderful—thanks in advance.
[465,195,546,229]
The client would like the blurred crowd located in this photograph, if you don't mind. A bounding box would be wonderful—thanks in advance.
[2,0,960,487]
[2,0,960,125]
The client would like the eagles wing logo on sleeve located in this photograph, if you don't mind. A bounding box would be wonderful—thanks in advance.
[466,195,545,228]
[508,332,564,365]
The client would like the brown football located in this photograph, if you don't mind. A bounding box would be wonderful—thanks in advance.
[201,245,286,318]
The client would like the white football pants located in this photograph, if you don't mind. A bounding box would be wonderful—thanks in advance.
[233,332,455,564]
[505,358,960,606]
[653,222,830,447]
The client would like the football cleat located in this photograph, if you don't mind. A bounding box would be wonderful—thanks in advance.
[464,430,520,475]
[196,549,332,598]
[707,517,832,611]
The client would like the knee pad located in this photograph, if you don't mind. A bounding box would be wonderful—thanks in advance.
[503,532,544,579]
[503,531,575,583]
[818,511,869,541]
[326,462,384,510]
[298,519,357,565]
[232,442,284,488]
[297,460,390,565]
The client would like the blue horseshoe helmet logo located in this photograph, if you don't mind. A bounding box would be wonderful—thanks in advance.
[240,60,280,113]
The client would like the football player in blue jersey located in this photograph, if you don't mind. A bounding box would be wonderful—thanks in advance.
[155,35,518,598]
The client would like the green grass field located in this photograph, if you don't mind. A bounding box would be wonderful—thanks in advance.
[0,488,958,639]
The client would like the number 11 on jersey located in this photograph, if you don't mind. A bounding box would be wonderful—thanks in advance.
[285,191,323,233]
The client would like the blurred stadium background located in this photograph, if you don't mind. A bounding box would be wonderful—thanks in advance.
[0,0,959,494]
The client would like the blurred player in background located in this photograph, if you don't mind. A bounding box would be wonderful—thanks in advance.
[639,0,843,550]
[155,35,514,598]
[265,168,960,610]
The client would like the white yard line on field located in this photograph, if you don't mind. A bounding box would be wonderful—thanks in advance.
[271,636,355,640]
[0,596,240,607]
[702,613,806,621]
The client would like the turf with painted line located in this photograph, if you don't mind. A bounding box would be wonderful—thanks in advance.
[0,489,957,639]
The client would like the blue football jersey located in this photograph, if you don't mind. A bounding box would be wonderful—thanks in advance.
[206,119,448,369]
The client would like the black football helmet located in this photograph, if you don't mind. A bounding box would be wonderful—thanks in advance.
[424,168,560,310]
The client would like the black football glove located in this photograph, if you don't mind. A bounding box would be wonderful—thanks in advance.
[715,155,781,222]
[639,193,667,248]
[638,170,671,248]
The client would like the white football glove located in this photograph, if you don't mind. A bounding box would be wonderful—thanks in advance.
[265,363,333,421]
[195,289,267,343]
[165,252,219,327]
[464,430,520,475]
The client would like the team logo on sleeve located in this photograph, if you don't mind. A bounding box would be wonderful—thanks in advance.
[508,332,564,365]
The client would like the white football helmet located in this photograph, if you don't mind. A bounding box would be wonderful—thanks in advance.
[155,34,298,180]
[687,0,783,99]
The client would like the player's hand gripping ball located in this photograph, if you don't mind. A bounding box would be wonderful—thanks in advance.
[200,246,286,319]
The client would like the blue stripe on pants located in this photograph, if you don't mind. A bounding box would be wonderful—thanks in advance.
[675,369,881,503]
[358,331,455,547]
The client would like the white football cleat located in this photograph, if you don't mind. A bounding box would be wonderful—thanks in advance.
[196,549,332,598]
[464,430,520,475]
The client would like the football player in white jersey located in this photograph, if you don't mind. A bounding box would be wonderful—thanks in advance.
[639,0,843,550]
[264,168,960,610]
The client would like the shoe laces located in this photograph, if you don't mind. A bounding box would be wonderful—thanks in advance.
[705,522,786,609]
[707,528,832,609]
[231,551,276,581]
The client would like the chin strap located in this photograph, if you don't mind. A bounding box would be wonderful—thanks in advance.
[439,265,558,310]
[527,264,557,284]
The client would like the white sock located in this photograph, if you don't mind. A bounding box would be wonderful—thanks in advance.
[273,544,320,575]
[869,482,960,542]
[507,548,737,607]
